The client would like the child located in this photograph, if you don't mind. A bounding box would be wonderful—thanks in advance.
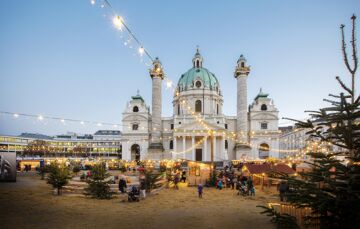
[198,183,203,198]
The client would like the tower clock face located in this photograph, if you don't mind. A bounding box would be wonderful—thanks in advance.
[195,81,202,88]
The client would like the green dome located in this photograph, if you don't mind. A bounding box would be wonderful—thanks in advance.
[177,67,219,91]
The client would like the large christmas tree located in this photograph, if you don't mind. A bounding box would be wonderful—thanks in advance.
[263,15,360,229]
[264,15,360,228]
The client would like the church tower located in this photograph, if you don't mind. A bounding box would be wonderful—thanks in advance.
[148,57,164,153]
[234,55,251,159]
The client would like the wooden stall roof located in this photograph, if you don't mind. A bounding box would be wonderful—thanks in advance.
[242,163,295,175]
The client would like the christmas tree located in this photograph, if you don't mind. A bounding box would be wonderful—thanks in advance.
[85,162,114,199]
[261,15,360,229]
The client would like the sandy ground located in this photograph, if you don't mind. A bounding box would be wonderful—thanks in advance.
[0,174,276,229]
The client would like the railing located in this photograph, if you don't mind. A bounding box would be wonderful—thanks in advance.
[269,203,320,229]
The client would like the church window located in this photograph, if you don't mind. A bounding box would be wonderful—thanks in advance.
[195,81,202,88]
[195,100,202,113]
[241,62,245,68]
[217,104,219,115]
[177,104,180,115]
[169,140,174,150]
[261,104,267,111]
[196,60,200,68]
[132,124,139,131]
[170,124,174,130]
[133,106,139,112]
[225,140,228,149]
[225,124,228,129]
[261,122,268,130]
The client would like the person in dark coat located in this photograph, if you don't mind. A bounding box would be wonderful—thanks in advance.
[118,177,127,194]
[279,181,289,201]
[140,179,146,199]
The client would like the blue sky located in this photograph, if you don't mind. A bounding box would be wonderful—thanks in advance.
[0,0,359,136]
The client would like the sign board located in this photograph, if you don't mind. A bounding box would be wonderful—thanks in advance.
[0,152,17,182]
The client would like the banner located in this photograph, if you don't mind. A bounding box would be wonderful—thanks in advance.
[0,152,16,182]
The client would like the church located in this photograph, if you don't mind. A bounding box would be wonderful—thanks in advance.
[120,49,280,162]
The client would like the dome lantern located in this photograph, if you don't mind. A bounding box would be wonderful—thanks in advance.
[192,46,203,68]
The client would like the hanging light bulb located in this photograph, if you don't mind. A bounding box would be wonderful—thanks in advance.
[113,15,123,30]
[166,80,173,89]
[138,46,145,56]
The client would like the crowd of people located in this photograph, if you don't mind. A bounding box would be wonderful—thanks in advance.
[213,167,256,197]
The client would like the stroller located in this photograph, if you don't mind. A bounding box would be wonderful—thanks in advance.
[237,182,248,196]
[127,186,140,202]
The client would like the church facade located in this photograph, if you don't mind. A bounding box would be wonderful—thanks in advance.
[121,49,280,162]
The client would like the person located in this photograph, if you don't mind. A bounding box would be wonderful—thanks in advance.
[174,173,180,190]
[231,174,237,190]
[279,181,288,201]
[118,177,127,194]
[247,176,254,196]
[217,179,223,190]
[181,170,187,183]
[198,183,203,198]
[140,179,146,199]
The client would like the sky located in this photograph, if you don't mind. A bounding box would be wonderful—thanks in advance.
[0,0,359,136]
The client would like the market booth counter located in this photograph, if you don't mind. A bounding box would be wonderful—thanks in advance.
[240,163,296,190]
[185,161,211,186]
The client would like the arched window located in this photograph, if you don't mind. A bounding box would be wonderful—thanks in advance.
[261,104,267,111]
[259,143,269,159]
[131,144,141,161]
[133,106,139,112]
[169,140,173,150]
[196,60,200,68]
[177,104,180,115]
[225,140,228,149]
[217,104,219,115]
[241,62,245,68]
[195,100,202,113]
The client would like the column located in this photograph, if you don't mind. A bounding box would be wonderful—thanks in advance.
[213,136,217,162]
[174,136,177,159]
[149,58,164,149]
[192,136,195,161]
[203,137,207,161]
[183,136,186,159]
[221,136,225,160]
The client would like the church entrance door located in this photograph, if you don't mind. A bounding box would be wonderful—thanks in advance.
[195,149,202,161]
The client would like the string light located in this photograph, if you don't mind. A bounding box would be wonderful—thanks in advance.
[112,15,123,30]
[138,46,145,56]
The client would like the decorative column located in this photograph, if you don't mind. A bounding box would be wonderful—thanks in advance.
[234,55,251,159]
[183,136,186,159]
[173,136,177,159]
[149,57,164,153]
[221,137,225,160]
[213,136,217,161]
[192,136,195,161]
[203,136,207,161]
